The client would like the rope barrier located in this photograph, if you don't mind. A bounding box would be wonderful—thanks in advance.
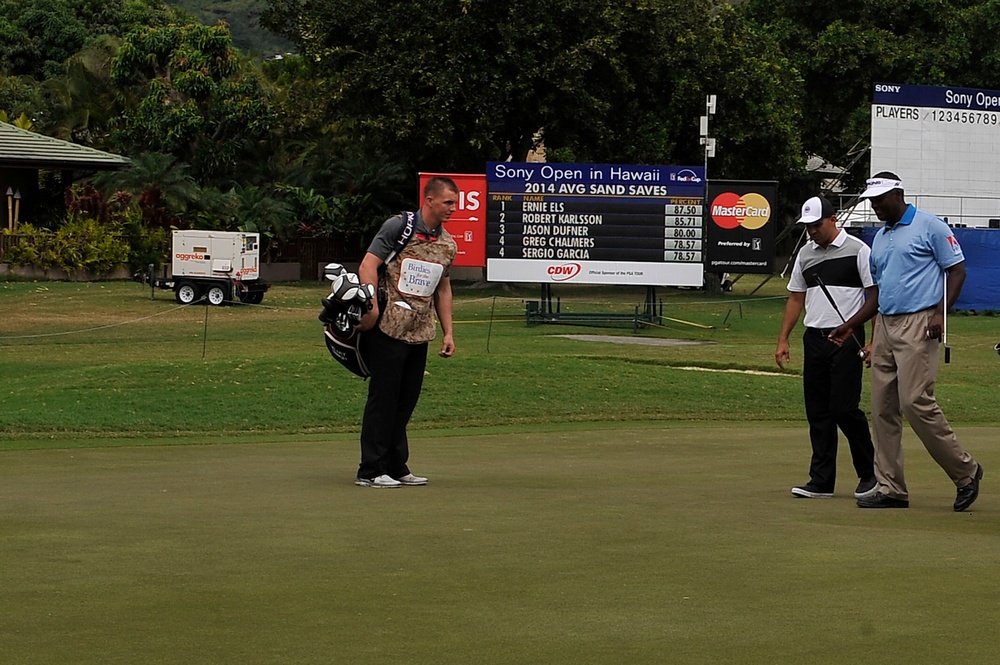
[1,289,784,341]
[0,298,207,340]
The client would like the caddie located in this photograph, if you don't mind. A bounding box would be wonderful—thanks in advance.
[352,176,459,488]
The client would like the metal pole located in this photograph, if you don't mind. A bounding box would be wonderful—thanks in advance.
[486,295,496,353]
[943,271,951,364]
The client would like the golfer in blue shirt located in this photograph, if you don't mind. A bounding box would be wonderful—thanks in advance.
[829,172,983,511]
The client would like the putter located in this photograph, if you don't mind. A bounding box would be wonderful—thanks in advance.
[813,275,866,358]
[943,271,951,364]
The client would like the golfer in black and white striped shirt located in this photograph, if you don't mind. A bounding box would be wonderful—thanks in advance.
[775,195,877,500]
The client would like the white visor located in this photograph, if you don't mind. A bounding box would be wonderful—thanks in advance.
[860,177,903,199]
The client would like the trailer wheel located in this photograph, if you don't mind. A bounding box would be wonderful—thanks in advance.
[207,285,227,306]
[176,282,200,305]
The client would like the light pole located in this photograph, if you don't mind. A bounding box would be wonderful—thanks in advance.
[700,95,718,290]
[5,187,12,231]
[700,94,717,180]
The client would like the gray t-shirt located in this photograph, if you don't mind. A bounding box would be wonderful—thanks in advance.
[367,211,439,262]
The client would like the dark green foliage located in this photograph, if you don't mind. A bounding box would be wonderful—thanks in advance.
[110,22,275,181]
[0,0,88,78]
[92,152,202,228]
[0,0,177,80]
[12,0,1000,264]
[164,0,293,54]
[3,218,129,272]
[260,0,805,180]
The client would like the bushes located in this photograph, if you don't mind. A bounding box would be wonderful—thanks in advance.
[1,182,172,274]
[3,217,129,273]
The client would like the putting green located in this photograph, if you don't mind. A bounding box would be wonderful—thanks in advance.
[3,424,999,664]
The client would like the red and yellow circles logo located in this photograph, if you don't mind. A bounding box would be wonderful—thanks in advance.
[710,192,771,230]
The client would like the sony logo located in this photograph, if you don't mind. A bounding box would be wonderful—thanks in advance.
[875,84,901,93]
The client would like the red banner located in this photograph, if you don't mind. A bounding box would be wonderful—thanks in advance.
[419,172,486,268]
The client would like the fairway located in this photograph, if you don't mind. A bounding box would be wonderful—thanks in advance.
[4,425,999,664]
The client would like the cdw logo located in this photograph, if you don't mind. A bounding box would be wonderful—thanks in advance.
[547,263,582,281]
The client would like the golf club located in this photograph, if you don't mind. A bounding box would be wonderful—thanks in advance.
[813,275,866,358]
[943,271,951,364]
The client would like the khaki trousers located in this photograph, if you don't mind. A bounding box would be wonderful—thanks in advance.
[870,309,977,499]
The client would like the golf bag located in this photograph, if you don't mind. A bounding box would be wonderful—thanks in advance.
[323,323,370,378]
[319,269,375,378]
[319,212,416,378]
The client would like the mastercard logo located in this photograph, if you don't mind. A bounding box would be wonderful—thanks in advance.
[710,192,771,230]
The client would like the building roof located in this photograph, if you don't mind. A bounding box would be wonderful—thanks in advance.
[0,122,130,171]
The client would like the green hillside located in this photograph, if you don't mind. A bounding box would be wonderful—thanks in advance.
[165,0,293,55]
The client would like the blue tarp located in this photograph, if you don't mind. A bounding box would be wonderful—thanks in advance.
[853,227,1000,311]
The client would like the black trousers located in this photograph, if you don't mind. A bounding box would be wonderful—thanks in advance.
[358,327,428,480]
[801,327,875,490]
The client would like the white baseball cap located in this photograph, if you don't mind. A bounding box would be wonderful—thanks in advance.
[860,176,903,198]
[796,196,835,224]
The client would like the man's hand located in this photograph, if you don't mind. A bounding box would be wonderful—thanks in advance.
[828,323,853,346]
[439,333,455,358]
[863,343,872,368]
[925,311,944,340]
[774,340,791,369]
[357,305,379,331]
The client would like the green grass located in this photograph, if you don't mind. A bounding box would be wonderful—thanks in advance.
[3,426,1000,664]
[2,278,998,443]
[2,278,999,663]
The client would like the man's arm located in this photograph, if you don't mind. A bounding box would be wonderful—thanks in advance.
[433,276,455,357]
[356,252,383,331]
[774,291,805,370]
[829,285,879,346]
[926,261,965,340]
[861,286,877,366]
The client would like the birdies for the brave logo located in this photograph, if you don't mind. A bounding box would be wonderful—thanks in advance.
[710,192,771,230]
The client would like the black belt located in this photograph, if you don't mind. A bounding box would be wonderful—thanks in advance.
[806,327,837,336]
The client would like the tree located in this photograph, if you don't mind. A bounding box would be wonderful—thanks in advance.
[110,22,276,183]
[91,151,201,228]
[38,37,123,147]
[0,0,88,79]
[261,0,805,179]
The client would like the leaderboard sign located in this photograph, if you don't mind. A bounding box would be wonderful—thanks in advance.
[486,162,706,286]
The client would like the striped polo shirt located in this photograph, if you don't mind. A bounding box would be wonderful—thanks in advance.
[788,229,874,329]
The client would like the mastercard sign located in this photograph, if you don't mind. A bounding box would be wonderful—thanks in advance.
[710,192,771,230]
[704,180,777,274]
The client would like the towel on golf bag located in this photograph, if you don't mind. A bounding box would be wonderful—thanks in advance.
[319,265,376,378]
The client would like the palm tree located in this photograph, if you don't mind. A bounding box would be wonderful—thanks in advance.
[90,152,201,228]
[40,37,122,148]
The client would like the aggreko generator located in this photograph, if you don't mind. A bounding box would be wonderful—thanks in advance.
[136,230,270,305]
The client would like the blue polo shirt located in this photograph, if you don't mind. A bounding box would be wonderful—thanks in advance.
[870,204,964,315]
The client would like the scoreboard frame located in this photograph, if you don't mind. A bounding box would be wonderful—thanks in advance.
[485,162,707,286]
